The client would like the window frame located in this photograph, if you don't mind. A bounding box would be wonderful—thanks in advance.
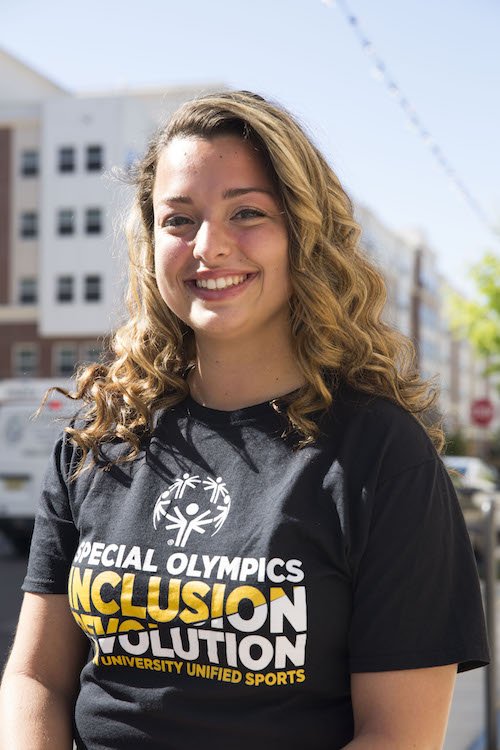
[86,144,103,172]
[56,275,74,303]
[85,207,102,235]
[12,343,39,378]
[57,208,75,236]
[20,149,39,177]
[18,277,38,305]
[84,274,102,302]
[58,146,76,173]
[80,341,102,364]
[20,211,38,239]
[53,343,78,378]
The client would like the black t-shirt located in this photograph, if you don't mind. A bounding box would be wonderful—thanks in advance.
[24,387,489,750]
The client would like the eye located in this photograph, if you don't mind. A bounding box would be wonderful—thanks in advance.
[232,207,267,221]
[161,215,193,229]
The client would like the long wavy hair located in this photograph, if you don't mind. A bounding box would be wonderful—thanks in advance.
[62,89,443,472]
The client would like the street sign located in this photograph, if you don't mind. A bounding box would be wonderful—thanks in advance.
[470,398,494,427]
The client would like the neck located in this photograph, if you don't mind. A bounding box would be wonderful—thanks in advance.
[188,332,305,411]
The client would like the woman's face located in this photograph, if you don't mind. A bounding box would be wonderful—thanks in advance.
[152,134,291,346]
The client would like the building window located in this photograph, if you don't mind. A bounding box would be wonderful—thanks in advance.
[13,344,38,377]
[80,342,101,363]
[85,207,102,235]
[86,145,103,172]
[54,344,77,377]
[58,146,75,173]
[21,150,39,176]
[84,275,101,302]
[57,209,75,235]
[20,211,38,238]
[18,278,37,304]
[57,275,74,303]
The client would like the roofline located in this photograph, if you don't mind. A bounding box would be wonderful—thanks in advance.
[73,82,227,99]
[0,44,70,95]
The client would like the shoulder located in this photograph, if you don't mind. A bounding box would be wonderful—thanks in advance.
[50,413,126,489]
[324,384,439,485]
[49,415,84,483]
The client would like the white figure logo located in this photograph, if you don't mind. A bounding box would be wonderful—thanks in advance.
[153,472,231,547]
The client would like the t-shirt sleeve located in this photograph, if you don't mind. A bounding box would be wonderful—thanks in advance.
[22,432,79,594]
[348,457,489,674]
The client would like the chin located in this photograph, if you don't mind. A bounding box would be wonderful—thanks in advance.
[189,316,251,341]
[193,325,246,341]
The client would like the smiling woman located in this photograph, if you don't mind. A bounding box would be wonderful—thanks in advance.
[0,90,489,750]
[152,134,292,354]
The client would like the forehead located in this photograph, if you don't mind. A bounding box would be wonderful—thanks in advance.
[154,134,274,190]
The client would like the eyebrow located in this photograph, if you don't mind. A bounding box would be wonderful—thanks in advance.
[223,187,275,199]
[158,187,275,205]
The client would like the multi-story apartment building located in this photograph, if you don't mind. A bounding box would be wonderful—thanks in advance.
[401,229,444,384]
[356,207,446,392]
[0,47,217,379]
[355,203,413,337]
[356,206,500,441]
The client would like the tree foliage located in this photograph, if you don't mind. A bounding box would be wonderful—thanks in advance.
[447,252,500,372]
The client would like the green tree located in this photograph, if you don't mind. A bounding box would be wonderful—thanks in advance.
[447,252,500,374]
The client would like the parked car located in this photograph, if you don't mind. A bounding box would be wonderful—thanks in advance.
[442,455,498,493]
[443,455,500,574]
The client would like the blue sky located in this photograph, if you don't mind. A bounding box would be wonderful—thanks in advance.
[2,0,499,294]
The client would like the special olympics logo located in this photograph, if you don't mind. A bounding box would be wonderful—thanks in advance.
[153,473,231,548]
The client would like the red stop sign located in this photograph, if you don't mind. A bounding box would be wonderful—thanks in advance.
[470,398,494,427]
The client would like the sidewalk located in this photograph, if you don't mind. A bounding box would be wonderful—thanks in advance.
[444,584,498,750]
[445,665,486,750]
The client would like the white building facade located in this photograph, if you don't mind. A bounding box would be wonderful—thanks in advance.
[0,47,217,378]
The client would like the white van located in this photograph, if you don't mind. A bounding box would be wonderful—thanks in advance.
[0,379,75,553]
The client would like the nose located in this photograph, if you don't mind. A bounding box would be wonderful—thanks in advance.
[192,220,231,263]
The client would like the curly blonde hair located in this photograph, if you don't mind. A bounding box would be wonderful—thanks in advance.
[63,90,443,471]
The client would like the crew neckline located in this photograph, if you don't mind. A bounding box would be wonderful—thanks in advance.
[180,393,290,427]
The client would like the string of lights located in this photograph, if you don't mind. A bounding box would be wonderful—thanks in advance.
[320,0,498,239]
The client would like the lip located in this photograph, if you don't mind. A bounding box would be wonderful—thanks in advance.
[186,270,255,281]
[185,272,258,300]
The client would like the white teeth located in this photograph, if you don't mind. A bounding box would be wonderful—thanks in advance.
[195,274,247,290]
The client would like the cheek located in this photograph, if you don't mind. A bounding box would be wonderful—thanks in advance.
[154,238,190,281]
[154,246,191,316]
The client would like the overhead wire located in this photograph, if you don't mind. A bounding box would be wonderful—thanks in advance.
[320,0,498,240]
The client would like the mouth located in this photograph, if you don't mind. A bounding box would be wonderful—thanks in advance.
[193,273,248,290]
[185,272,257,298]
